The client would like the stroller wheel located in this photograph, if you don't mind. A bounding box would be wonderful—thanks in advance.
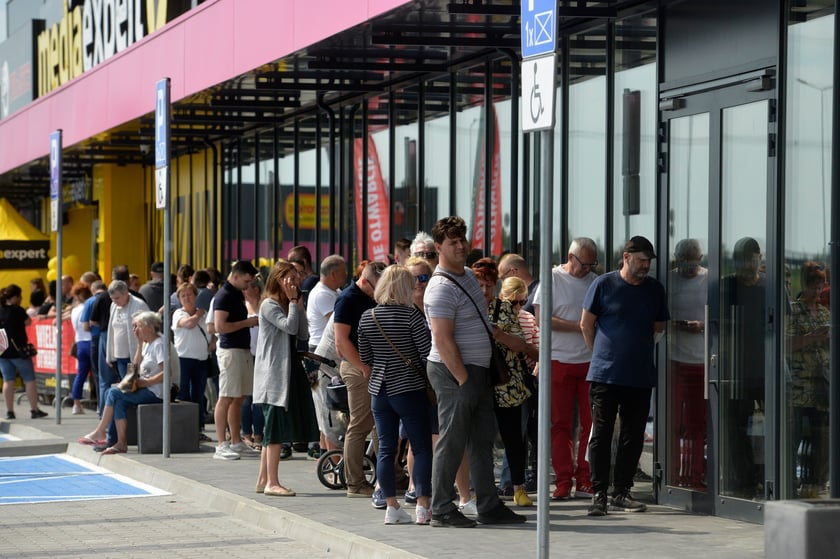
[316,449,346,490]
[362,454,377,487]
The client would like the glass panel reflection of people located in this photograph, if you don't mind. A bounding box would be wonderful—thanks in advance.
[721,237,765,499]
[786,261,830,498]
[667,239,708,489]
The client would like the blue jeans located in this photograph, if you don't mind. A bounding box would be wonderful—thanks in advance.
[105,357,131,445]
[372,387,433,499]
[241,395,265,439]
[97,331,114,416]
[71,341,92,400]
[178,357,207,429]
[103,386,162,420]
[0,356,36,383]
[428,361,502,515]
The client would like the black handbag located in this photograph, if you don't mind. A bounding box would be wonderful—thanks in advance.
[10,338,37,358]
[432,272,511,386]
[69,341,78,358]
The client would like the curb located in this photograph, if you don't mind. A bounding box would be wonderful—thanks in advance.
[63,442,423,559]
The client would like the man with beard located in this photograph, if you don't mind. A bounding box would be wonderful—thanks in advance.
[581,236,669,516]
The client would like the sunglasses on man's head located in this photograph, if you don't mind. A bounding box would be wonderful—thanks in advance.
[414,274,430,283]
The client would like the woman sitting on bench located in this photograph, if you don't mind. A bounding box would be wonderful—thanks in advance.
[79,310,165,454]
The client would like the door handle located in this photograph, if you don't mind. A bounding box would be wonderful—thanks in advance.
[704,305,711,399]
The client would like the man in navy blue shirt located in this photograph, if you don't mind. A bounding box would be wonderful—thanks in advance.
[581,236,669,516]
[334,260,385,497]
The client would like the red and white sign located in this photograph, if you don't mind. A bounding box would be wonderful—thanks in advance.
[25,318,77,375]
[354,135,390,264]
[471,103,503,256]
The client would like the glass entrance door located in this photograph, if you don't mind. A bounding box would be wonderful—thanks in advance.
[660,81,776,521]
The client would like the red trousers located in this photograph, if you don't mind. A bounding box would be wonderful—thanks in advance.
[550,361,592,490]
[668,361,707,488]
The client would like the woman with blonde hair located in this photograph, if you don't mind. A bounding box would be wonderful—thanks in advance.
[357,265,433,524]
[472,258,538,507]
[253,262,318,496]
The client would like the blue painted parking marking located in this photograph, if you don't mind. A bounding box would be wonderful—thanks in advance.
[0,454,169,504]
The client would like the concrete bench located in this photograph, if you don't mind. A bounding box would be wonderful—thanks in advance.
[124,402,200,454]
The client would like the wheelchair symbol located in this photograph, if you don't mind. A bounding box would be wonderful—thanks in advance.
[529,62,544,123]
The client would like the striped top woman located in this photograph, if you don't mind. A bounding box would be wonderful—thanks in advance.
[357,265,433,525]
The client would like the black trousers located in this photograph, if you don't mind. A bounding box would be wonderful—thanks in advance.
[588,382,651,495]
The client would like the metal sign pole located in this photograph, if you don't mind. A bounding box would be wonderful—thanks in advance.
[521,2,556,556]
[537,129,554,558]
[155,78,171,457]
[50,130,63,424]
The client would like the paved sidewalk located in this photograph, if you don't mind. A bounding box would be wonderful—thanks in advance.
[1,412,765,559]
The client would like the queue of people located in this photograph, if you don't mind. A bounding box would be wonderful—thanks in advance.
[15,217,833,524]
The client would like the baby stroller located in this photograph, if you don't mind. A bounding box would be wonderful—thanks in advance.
[315,374,378,490]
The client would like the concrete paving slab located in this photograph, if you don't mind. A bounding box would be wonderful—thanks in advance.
[0,413,765,558]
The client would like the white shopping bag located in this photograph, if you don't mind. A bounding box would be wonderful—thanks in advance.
[0,328,7,354]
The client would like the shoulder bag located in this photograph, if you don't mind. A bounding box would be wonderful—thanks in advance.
[432,272,511,386]
[117,363,140,393]
[371,308,437,406]
[9,337,38,358]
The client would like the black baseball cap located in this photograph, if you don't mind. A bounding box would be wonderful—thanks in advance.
[624,236,657,259]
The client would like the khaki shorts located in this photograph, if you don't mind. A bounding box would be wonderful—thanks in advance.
[217,347,253,398]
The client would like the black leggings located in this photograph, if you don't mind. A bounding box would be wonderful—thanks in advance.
[495,403,527,486]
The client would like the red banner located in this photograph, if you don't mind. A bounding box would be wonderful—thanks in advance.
[354,134,390,264]
[471,103,503,256]
[25,318,77,375]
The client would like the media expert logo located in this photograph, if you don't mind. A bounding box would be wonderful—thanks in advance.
[0,241,50,269]
[37,0,171,96]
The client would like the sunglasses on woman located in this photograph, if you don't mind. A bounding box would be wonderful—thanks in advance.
[414,274,430,283]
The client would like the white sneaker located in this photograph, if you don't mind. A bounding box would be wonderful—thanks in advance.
[213,441,240,460]
[415,504,432,525]
[384,505,412,525]
[72,405,84,415]
[458,499,477,516]
[229,441,261,457]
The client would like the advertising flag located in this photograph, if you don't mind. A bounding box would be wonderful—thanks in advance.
[354,135,390,263]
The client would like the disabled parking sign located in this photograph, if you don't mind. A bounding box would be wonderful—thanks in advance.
[521,53,555,132]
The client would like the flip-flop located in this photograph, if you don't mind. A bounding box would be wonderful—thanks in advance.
[101,446,127,455]
[263,486,296,497]
[78,436,106,446]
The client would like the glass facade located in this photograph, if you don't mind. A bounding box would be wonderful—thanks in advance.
[782,4,834,500]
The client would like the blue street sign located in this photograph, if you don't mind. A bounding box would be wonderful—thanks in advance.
[49,131,61,200]
[521,0,556,59]
[155,78,169,169]
[49,130,61,232]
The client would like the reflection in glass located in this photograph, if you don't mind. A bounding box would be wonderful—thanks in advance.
[666,112,710,492]
[719,101,768,500]
[783,9,833,500]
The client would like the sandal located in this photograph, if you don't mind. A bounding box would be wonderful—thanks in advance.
[101,446,127,455]
[253,438,263,451]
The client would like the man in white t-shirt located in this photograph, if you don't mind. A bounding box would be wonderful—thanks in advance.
[306,255,347,351]
[533,237,599,501]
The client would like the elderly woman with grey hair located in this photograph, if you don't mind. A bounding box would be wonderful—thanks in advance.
[79,311,166,454]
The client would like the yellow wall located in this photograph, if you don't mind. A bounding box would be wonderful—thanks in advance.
[58,205,96,277]
[95,165,149,280]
